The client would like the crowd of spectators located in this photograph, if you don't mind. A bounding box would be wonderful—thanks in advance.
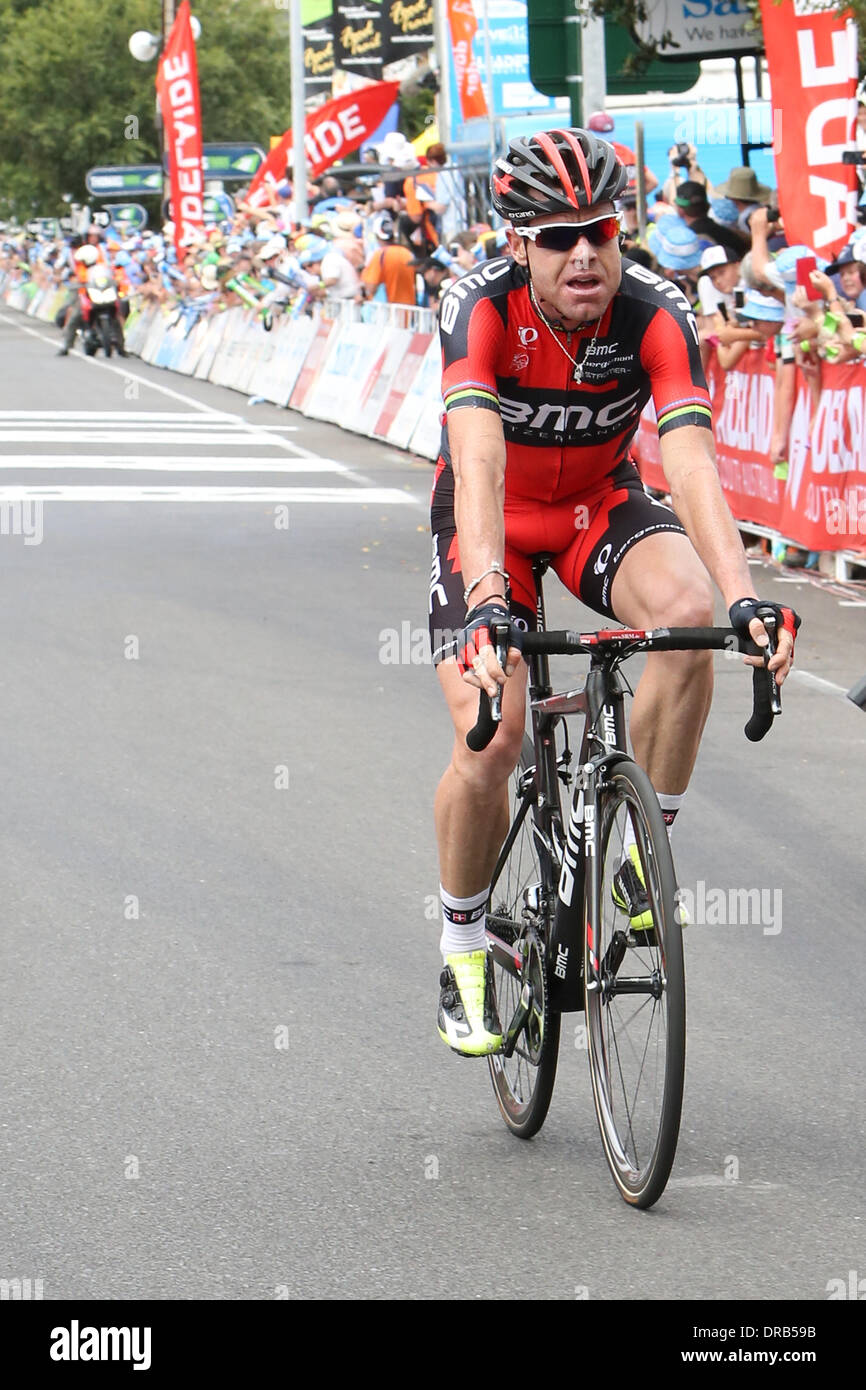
[3,118,866,568]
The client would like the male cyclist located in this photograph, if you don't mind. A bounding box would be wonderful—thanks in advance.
[430,128,800,1057]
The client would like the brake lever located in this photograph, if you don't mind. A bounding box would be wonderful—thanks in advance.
[760,611,782,716]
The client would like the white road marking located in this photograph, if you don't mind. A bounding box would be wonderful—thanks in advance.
[0,456,349,472]
[0,485,415,504]
[0,410,242,422]
[838,600,866,608]
[789,670,849,696]
[0,431,318,445]
[0,309,397,492]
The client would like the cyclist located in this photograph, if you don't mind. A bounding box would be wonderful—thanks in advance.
[430,128,800,1057]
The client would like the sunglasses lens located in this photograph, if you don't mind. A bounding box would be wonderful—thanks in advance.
[534,217,620,251]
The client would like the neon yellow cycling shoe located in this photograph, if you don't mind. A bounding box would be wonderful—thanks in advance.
[612,844,655,937]
[438,949,503,1056]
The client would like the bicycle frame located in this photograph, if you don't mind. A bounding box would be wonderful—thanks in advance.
[486,557,632,1017]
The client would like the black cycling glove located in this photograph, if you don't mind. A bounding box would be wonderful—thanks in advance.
[728,598,802,654]
[454,601,523,677]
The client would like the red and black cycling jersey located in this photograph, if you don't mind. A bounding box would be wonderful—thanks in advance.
[437,254,712,502]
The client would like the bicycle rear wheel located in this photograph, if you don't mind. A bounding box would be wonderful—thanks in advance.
[487,735,561,1139]
[585,759,684,1208]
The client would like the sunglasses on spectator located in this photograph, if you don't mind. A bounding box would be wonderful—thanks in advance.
[513,216,622,251]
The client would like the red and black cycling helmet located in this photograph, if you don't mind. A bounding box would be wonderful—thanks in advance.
[490,128,627,224]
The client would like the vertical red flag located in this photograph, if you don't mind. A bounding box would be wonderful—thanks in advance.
[447,0,488,121]
[156,0,205,255]
[760,0,858,259]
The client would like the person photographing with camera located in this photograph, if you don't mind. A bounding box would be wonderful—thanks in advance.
[662,141,713,206]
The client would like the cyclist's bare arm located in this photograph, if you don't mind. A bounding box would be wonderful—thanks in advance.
[449,409,521,694]
[660,425,795,682]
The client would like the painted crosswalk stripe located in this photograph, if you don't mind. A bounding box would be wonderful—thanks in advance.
[0,456,350,472]
[0,410,243,422]
[0,485,416,503]
[0,431,292,445]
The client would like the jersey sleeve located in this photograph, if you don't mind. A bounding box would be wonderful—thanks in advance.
[639,298,714,439]
[439,278,508,417]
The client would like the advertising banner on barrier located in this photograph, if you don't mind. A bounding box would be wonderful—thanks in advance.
[759,0,858,260]
[705,353,783,532]
[290,316,339,412]
[375,331,433,440]
[347,327,414,437]
[782,364,866,549]
[632,347,866,552]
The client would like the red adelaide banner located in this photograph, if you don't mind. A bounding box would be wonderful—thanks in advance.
[447,0,488,121]
[633,348,866,553]
[760,0,858,261]
[155,0,205,256]
[248,81,400,209]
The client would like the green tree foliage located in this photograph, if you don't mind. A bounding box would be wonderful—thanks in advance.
[0,0,292,218]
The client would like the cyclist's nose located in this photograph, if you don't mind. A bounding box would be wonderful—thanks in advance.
[569,236,594,269]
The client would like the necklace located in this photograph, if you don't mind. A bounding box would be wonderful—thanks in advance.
[528,279,604,385]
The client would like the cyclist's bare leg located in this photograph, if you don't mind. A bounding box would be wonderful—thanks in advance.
[435,657,529,897]
[610,531,715,794]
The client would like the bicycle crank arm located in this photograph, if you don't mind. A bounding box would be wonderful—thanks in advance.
[500,982,534,1057]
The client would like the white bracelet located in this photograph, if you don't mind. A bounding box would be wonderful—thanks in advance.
[463,561,509,606]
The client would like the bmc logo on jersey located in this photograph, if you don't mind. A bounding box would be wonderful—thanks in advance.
[499,387,642,434]
[439,261,513,334]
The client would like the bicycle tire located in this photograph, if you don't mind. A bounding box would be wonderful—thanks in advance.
[584,759,685,1209]
[487,734,562,1139]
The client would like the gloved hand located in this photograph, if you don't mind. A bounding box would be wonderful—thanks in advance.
[454,600,524,691]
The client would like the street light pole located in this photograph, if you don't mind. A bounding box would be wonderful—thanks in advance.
[289,0,308,223]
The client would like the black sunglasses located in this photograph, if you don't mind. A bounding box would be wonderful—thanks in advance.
[515,216,622,252]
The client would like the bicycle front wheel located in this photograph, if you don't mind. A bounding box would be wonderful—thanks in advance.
[585,759,685,1209]
[487,736,561,1139]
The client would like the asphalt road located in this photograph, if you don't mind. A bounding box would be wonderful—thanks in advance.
[0,306,864,1302]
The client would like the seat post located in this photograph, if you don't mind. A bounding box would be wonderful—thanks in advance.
[529,554,554,699]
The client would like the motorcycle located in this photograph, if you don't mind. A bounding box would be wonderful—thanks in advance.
[81,266,125,357]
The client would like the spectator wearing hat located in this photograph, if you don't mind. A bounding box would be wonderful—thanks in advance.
[696,244,743,370]
[715,289,784,370]
[713,165,774,235]
[698,244,742,317]
[360,213,416,304]
[823,243,866,311]
[674,181,749,255]
[646,214,714,306]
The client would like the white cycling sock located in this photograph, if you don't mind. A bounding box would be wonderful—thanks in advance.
[656,791,685,841]
[622,791,685,852]
[439,885,488,962]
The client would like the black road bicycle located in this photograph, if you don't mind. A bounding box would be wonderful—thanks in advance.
[469,556,783,1210]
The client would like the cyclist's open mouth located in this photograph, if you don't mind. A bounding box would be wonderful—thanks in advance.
[565,274,602,298]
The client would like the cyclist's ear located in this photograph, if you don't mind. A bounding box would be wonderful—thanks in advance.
[505,226,528,266]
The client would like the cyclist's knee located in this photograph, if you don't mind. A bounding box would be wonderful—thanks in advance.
[452,704,525,786]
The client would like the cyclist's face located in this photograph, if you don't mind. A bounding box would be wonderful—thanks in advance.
[506,202,621,327]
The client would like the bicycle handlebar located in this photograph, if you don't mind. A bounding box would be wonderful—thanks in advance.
[466,624,782,752]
